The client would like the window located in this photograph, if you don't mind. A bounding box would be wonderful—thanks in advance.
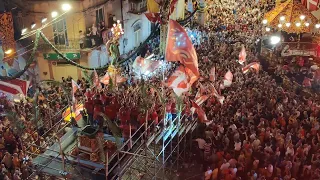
[134,30,140,47]
[52,18,68,45]
[133,23,141,47]
[96,7,104,24]
[130,3,136,11]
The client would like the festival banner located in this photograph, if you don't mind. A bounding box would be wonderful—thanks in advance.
[147,0,160,13]
[211,84,225,104]
[166,20,199,81]
[0,12,15,66]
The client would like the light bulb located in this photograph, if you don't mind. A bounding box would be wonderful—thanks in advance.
[262,19,268,24]
[117,20,120,24]
[285,23,291,27]
[21,28,27,34]
[266,27,271,32]
[296,22,301,27]
[4,49,12,54]
[31,23,36,29]
[316,24,320,28]
[62,3,72,11]
[113,24,116,27]
[305,22,310,27]
[300,15,306,20]
[51,11,58,18]
[41,18,47,23]
[280,16,285,21]
[278,24,282,28]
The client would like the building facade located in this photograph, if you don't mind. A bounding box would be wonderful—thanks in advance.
[15,0,150,81]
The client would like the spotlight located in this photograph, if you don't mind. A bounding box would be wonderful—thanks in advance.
[285,23,291,27]
[262,19,268,24]
[51,11,58,18]
[4,49,12,55]
[62,3,71,11]
[270,36,281,45]
[21,28,27,34]
[300,15,306,20]
[280,16,285,21]
[31,22,36,29]
[41,18,47,23]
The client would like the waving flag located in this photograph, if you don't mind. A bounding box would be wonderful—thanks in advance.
[192,101,209,123]
[209,66,216,82]
[242,62,260,74]
[223,70,233,87]
[93,69,102,89]
[166,20,199,80]
[238,45,247,65]
[167,66,197,96]
[211,84,225,104]
[191,95,209,114]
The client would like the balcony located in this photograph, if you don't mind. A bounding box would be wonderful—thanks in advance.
[128,0,147,15]
[37,39,81,52]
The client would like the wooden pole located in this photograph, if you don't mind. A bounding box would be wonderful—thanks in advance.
[57,137,66,172]
[105,151,109,180]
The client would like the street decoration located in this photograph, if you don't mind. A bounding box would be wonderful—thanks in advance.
[263,0,318,33]
[0,12,16,66]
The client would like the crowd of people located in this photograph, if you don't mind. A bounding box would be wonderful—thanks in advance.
[2,0,320,179]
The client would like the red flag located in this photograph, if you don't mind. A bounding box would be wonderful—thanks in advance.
[209,66,215,82]
[191,101,209,123]
[302,0,319,11]
[93,69,102,89]
[144,13,162,23]
[169,0,179,16]
[166,20,199,79]
[242,62,260,74]
[239,45,247,65]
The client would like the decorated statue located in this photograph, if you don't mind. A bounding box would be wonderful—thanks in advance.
[106,20,124,66]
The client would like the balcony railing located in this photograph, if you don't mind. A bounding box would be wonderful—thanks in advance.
[128,1,147,15]
[37,39,81,52]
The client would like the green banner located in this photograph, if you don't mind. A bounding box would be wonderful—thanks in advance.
[43,53,81,60]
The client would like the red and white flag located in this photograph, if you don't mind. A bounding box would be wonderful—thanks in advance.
[93,69,102,89]
[238,45,247,65]
[302,0,319,11]
[191,101,209,123]
[209,66,216,82]
[166,20,199,82]
[167,66,198,96]
[223,70,233,87]
[211,84,225,104]
[242,62,260,74]
[191,95,209,114]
